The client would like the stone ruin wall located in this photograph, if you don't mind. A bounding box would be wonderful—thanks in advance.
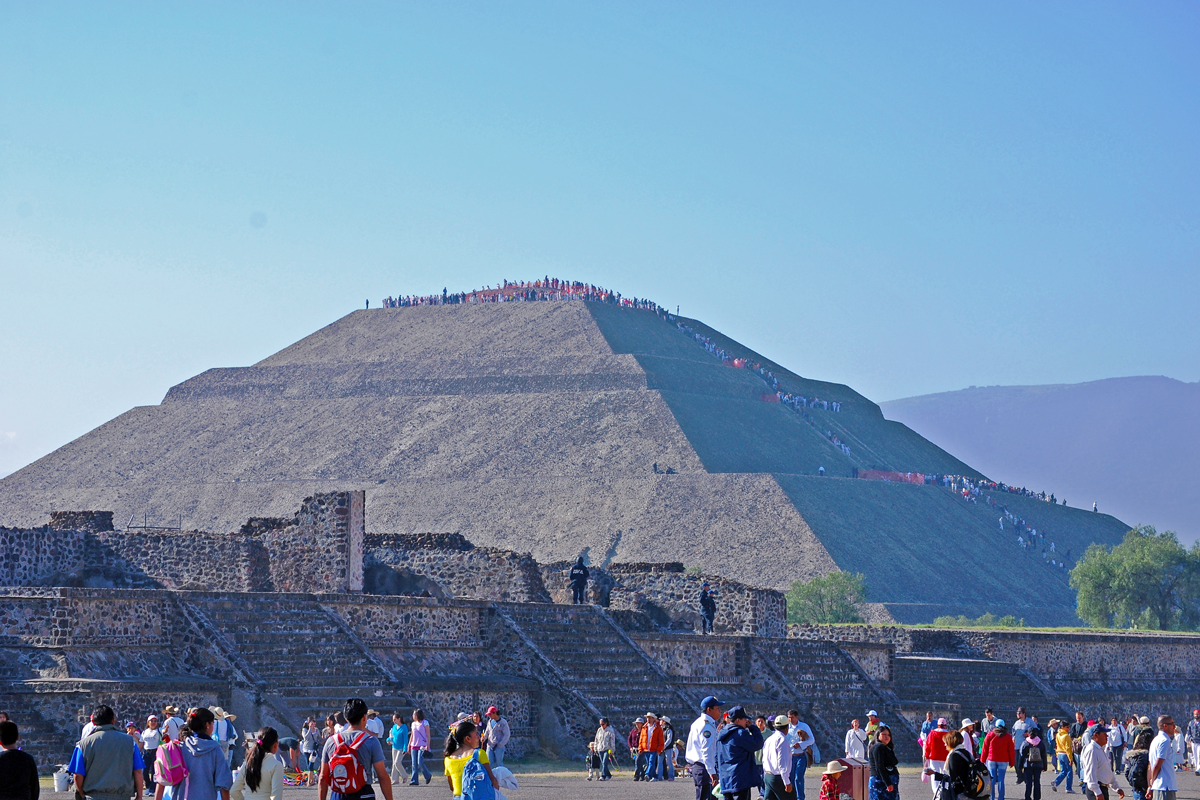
[628,633,746,686]
[1,492,365,596]
[366,534,551,602]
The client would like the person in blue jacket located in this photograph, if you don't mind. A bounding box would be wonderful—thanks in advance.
[717,706,765,800]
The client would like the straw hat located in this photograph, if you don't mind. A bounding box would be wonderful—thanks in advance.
[209,706,237,721]
[823,761,848,776]
[163,705,180,716]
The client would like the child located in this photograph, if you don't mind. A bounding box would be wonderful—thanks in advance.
[587,742,602,781]
[821,760,847,800]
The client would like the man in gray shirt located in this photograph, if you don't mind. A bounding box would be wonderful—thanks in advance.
[484,706,511,768]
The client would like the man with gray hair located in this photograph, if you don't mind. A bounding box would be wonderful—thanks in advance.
[1147,716,1178,800]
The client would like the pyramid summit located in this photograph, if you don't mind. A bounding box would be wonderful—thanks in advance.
[0,288,1129,624]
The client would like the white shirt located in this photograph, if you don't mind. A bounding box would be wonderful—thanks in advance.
[366,718,385,738]
[215,718,238,745]
[1080,740,1116,795]
[1012,719,1028,741]
[1149,732,1178,791]
[81,722,96,740]
[763,732,794,785]
[789,721,815,756]
[230,751,284,800]
[845,728,869,760]
[141,728,163,751]
[163,716,184,742]
[686,714,719,774]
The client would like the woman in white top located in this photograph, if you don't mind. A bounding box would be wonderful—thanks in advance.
[230,727,284,800]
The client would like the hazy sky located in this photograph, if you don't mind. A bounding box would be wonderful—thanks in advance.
[2,2,1198,478]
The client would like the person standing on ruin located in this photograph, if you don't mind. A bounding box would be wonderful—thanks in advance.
[700,583,717,634]
[569,557,590,604]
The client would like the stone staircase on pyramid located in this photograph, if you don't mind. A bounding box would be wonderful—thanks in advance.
[190,594,410,725]
[497,602,696,726]
[756,638,922,762]
[892,654,1069,727]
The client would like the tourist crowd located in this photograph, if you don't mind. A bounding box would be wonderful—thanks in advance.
[1,699,1197,800]
[380,278,664,311]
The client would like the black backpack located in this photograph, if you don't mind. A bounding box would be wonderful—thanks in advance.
[949,750,991,799]
[1027,744,1043,765]
[1124,751,1149,792]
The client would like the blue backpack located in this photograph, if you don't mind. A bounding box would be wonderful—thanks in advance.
[461,749,496,800]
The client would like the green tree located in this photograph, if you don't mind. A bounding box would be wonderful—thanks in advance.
[1070,526,1200,630]
[786,571,867,624]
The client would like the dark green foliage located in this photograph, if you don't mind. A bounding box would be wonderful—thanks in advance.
[1070,525,1200,630]
[787,571,867,624]
[931,612,1025,628]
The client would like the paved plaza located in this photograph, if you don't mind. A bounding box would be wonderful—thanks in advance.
[37,766,1200,800]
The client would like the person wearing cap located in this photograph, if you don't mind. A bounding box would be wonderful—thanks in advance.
[982,718,1016,800]
[866,711,881,742]
[1184,710,1200,776]
[1054,719,1076,793]
[140,716,162,796]
[1081,724,1125,800]
[1018,726,1049,800]
[641,713,666,782]
[483,706,510,768]
[717,706,765,800]
[700,583,717,634]
[923,718,952,799]
[687,696,724,800]
[762,717,795,800]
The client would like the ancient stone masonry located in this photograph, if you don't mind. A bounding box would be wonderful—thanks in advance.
[2,492,365,595]
[366,534,551,602]
[542,561,787,637]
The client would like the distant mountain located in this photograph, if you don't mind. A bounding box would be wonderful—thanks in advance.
[881,376,1200,541]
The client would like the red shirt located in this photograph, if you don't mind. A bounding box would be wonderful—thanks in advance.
[924,729,951,761]
[981,731,1015,766]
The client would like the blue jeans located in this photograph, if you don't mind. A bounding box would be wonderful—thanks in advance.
[988,761,1007,800]
[599,751,612,779]
[1053,755,1073,791]
[486,744,505,768]
[792,753,809,800]
[646,752,660,780]
[409,749,432,784]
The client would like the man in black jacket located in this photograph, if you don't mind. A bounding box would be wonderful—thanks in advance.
[570,558,590,604]
[700,583,717,634]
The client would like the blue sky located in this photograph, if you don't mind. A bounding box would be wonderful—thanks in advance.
[2,1,1198,477]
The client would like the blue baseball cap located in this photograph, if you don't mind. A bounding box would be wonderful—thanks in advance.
[700,696,724,711]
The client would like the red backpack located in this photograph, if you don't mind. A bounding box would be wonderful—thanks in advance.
[328,731,369,795]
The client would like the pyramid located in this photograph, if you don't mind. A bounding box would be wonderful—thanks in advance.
[0,297,1130,623]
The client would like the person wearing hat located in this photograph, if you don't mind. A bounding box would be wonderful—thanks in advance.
[866,711,881,742]
[717,706,765,800]
[687,696,725,800]
[821,761,847,800]
[923,718,951,798]
[1080,724,1125,800]
[962,719,979,759]
[641,713,666,782]
[484,706,510,769]
[630,717,648,781]
[762,716,796,800]
[140,716,162,796]
[982,719,1016,800]
[210,708,239,769]
[660,716,676,781]
[162,706,185,744]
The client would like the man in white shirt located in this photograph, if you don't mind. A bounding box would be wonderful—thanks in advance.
[788,709,816,800]
[763,716,795,797]
[365,710,385,739]
[1080,724,1125,800]
[845,719,869,761]
[1147,716,1179,800]
[687,696,724,800]
[982,710,997,736]
[1013,708,1030,743]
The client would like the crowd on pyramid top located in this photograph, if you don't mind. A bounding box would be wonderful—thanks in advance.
[379,278,664,311]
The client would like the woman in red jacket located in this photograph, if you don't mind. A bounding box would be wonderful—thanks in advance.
[924,719,952,798]
[980,720,1017,800]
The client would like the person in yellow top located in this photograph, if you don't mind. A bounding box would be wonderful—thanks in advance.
[1053,720,1076,792]
[443,720,499,799]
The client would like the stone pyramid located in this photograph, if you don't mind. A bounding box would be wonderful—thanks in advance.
[0,298,1129,623]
